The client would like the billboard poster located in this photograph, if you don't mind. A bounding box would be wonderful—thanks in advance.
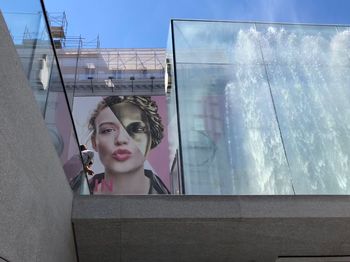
[72,96,170,195]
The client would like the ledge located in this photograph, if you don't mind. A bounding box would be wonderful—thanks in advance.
[72,196,350,262]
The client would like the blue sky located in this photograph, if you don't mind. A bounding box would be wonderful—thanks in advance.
[43,0,350,48]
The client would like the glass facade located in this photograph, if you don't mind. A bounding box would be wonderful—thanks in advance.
[169,20,350,194]
[2,1,85,193]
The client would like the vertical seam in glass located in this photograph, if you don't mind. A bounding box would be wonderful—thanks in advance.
[171,20,186,194]
[254,23,296,195]
[40,0,87,191]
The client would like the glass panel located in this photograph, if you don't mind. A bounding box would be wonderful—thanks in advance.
[3,10,54,114]
[256,23,350,194]
[257,25,350,194]
[256,24,339,65]
[2,1,86,193]
[334,26,350,66]
[167,24,183,194]
[174,62,293,194]
[173,21,289,194]
[171,20,350,195]
[173,20,262,65]
[267,63,350,194]
[173,20,294,194]
[46,60,85,193]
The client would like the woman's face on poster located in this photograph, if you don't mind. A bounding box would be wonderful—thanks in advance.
[92,102,151,174]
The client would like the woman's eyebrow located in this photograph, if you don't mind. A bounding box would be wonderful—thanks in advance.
[98,122,118,128]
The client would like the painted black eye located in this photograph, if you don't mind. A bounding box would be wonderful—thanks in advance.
[126,122,147,136]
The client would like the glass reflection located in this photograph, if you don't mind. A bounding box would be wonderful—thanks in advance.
[2,2,85,192]
[172,20,350,195]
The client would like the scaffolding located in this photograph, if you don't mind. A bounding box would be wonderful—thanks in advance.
[56,47,166,96]
[48,12,68,49]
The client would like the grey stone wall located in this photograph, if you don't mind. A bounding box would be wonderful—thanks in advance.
[0,12,76,262]
[73,195,350,262]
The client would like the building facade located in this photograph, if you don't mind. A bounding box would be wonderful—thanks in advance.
[2,1,350,262]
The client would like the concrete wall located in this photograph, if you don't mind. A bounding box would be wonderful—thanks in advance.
[73,195,350,262]
[0,12,76,262]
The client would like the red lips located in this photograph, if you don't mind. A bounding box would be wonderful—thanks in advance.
[112,149,132,161]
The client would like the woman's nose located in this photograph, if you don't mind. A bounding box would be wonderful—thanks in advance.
[115,127,129,145]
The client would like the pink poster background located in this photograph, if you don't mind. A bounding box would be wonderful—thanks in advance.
[146,96,170,188]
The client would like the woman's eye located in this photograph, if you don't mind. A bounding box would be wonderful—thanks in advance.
[126,123,147,135]
[135,126,146,133]
[100,128,115,134]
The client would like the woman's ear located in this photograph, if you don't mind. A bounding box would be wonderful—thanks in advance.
[91,135,98,152]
